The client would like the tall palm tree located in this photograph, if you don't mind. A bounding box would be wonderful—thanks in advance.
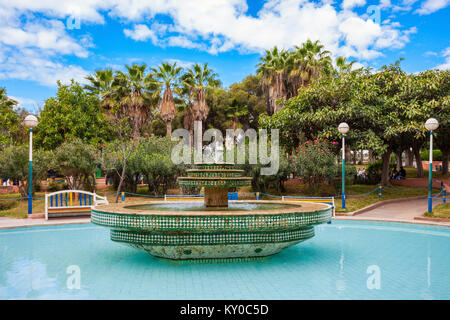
[256,46,290,115]
[181,63,220,136]
[289,40,332,96]
[151,62,182,137]
[85,69,115,111]
[112,64,159,142]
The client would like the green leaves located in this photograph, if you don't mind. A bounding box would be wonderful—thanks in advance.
[35,81,112,150]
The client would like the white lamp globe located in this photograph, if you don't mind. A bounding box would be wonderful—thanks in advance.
[425,118,439,131]
[23,115,38,128]
[338,122,350,134]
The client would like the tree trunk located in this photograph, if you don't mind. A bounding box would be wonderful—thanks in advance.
[442,149,449,177]
[352,150,357,165]
[359,149,364,164]
[345,147,351,164]
[381,149,392,186]
[407,148,414,166]
[166,120,172,137]
[115,159,127,203]
[395,151,402,168]
[368,149,375,163]
[412,143,424,178]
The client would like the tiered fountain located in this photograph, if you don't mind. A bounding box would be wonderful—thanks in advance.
[92,163,332,260]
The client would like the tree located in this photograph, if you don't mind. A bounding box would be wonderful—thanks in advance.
[0,145,52,196]
[0,88,19,148]
[152,62,182,137]
[257,46,290,115]
[112,64,159,142]
[85,68,116,112]
[35,81,112,150]
[181,63,220,142]
[52,139,98,191]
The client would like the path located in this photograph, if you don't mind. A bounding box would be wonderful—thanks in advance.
[337,197,449,226]
[0,216,90,229]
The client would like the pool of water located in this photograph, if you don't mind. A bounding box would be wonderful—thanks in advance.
[125,202,300,211]
[0,221,449,299]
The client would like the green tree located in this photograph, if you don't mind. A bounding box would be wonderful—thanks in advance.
[0,145,52,196]
[0,88,19,148]
[181,63,220,135]
[152,62,183,137]
[52,139,98,191]
[35,81,112,150]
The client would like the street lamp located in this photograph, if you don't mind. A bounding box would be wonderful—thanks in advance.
[23,115,38,215]
[338,122,350,209]
[425,118,439,213]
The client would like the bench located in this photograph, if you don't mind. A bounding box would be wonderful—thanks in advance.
[45,190,108,220]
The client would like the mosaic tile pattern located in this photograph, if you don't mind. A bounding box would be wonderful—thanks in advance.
[91,208,332,232]
[110,226,314,246]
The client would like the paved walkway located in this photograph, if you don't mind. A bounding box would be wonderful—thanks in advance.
[0,216,90,229]
[337,197,449,226]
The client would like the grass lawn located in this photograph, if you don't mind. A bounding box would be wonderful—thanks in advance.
[424,203,450,219]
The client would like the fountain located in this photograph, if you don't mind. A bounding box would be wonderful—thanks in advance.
[92,163,332,260]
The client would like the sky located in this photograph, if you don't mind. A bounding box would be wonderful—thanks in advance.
[0,0,448,112]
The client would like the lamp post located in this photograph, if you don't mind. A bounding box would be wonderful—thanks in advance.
[425,118,439,213]
[23,115,38,215]
[338,122,350,209]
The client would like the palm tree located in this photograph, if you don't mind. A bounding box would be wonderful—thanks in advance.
[181,63,220,138]
[85,69,115,111]
[226,98,249,130]
[289,40,332,96]
[151,62,182,137]
[112,64,159,142]
[335,56,356,74]
[256,46,290,115]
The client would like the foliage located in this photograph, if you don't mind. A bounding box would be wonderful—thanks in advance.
[103,136,182,194]
[291,139,338,193]
[35,81,112,150]
[51,139,98,191]
[420,149,443,161]
[240,150,290,193]
[0,145,52,196]
[0,88,21,148]
[260,62,450,184]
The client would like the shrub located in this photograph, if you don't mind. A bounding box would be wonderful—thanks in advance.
[420,149,443,161]
[291,139,338,194]
[0,200,17,211]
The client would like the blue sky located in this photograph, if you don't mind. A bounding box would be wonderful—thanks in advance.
[0,0,448,112]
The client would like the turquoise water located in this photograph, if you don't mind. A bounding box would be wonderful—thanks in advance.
[125,202,300,211]
[0,221,449,299]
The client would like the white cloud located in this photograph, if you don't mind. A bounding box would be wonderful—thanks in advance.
[342,0,366,10]
[0,0,427,86]
[415,0,450,14]
[9,96,42,112]
[436,47,450,70]
[0,46,89,87]
[124,24,158,43]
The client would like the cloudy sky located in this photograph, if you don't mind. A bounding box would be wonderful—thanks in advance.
[0,0,448,111]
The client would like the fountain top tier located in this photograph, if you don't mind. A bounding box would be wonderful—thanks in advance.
[178,163,252,207]
[178,163,252,189]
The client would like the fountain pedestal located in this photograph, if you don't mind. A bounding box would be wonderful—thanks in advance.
[205,187,228,207]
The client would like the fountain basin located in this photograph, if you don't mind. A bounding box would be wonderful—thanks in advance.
[92,200,332,260]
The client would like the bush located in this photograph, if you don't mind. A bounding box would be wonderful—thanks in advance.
[420,149,443,161]
[0,200,17,211]
[292,139,338,194]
